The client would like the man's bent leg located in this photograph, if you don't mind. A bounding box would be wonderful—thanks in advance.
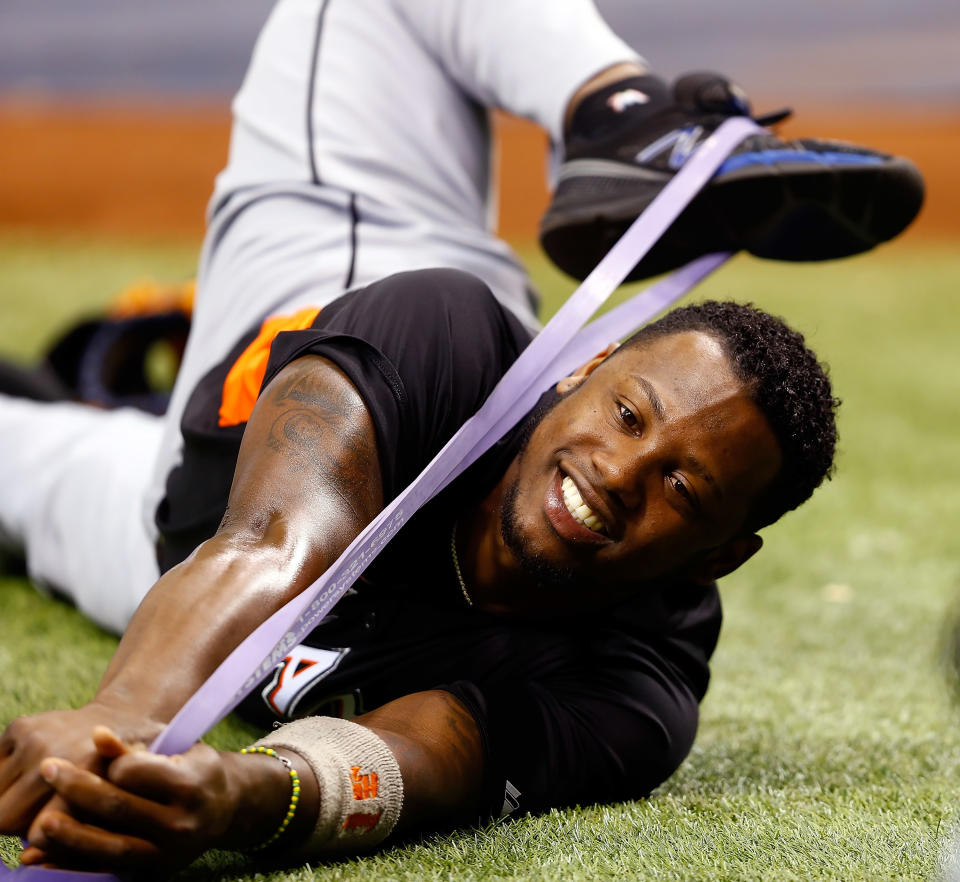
[389,0,643,142]
[139,0,647,567]
[0,394,161,634]
[212,0,641,328]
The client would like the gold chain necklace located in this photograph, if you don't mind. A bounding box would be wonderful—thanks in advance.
[450,521,473,607]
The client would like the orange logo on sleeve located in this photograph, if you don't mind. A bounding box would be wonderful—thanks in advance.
[218,305,322,427]
[350,766,379,800]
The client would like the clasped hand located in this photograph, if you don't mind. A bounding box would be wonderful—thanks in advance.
[0,708,235,873]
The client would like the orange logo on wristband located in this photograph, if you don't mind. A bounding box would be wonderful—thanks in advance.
[343,810,382,832]
[350,765,379,800]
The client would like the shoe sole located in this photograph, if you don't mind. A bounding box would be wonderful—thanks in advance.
[539,155,925,281]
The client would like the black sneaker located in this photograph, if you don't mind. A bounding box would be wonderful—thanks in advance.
[540,72,925,281]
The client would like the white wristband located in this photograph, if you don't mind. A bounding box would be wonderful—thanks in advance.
[255,716,404,855]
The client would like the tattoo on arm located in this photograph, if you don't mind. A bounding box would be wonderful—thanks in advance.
[223,356,384,537]
[274,363,376,507]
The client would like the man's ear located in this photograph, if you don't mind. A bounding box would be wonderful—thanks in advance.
[555,342,620,394]
[686,533,763,585]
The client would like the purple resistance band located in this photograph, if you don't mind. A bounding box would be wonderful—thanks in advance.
[0,116,760,879]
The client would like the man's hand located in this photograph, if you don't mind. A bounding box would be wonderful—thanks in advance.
[0,704,163,835]
[12,689,487,870]
[20,728,231,873]
[1,355,385,866]
[19,727,316,874]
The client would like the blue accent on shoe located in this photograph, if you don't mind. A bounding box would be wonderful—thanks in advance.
[636,127,695,165]
[717,149,886,175]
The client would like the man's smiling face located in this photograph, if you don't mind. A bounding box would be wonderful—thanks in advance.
[496,330,782,609]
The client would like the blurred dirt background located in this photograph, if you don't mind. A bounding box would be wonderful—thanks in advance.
[1,102,956,245]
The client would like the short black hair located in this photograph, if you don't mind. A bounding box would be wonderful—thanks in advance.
[620,300,839,530]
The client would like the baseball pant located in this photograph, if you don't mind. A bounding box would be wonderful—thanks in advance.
[0,0,640,632]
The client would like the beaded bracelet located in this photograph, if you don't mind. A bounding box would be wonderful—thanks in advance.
[239,746,301,849]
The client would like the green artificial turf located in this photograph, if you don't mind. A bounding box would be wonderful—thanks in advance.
[1,233,959,880]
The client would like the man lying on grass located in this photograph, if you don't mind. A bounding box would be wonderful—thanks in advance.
[0,273,838,871]
[0,0,928,868]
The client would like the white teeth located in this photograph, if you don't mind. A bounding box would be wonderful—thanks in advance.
[561,475,607,534]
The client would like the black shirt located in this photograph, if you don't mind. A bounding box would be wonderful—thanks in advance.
[156,268,722,816]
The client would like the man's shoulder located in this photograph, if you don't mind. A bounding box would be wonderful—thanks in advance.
[323,268,534,350]
[613,581,722,641]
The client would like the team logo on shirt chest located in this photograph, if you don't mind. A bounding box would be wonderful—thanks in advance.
[262,644,350,716]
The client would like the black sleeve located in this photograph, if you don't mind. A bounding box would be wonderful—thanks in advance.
[260,268,532,500]
[443,587,721,817]
[445,644,698,816]
[156,268,531,571]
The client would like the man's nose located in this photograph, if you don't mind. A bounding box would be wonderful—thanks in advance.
[592,442,654,512]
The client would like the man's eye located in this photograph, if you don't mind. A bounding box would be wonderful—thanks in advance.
[670,475,691,500]
[618,403,639,428]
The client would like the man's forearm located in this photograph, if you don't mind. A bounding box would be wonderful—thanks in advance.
[0,355,383,836]
[96,528,328,723]
[96,354,385,725]
[17,691,485,870]
[226,690,485,854]
[357,691,486,831]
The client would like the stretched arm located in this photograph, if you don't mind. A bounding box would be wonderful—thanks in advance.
[2,353,488,864]
[98,354,385,719]
[0,354,383,831]
[21,691,485,872]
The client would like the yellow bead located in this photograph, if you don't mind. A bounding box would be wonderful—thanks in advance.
[237,745,301,849]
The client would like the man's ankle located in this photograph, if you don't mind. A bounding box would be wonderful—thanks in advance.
[564,65,670,140]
